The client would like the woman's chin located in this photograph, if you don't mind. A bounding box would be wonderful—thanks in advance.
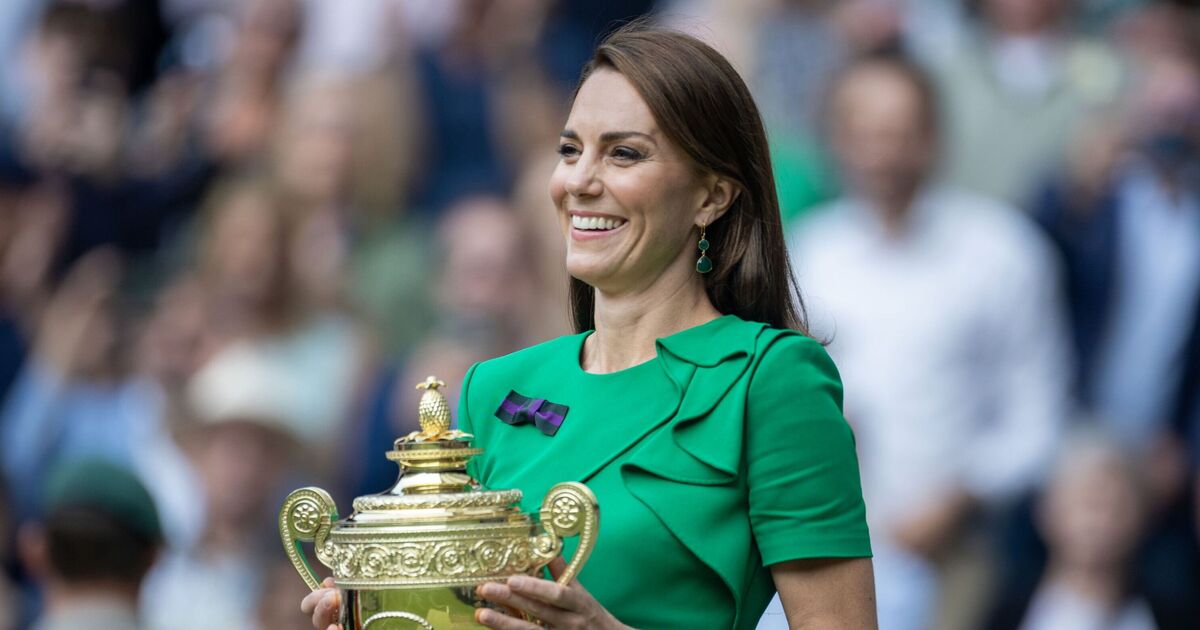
[565,260,620,288]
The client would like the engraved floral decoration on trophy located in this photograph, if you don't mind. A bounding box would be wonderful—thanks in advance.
[550,495,582,530]
[290,500,321,535]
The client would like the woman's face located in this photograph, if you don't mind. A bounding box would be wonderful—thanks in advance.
[549,69,719,294]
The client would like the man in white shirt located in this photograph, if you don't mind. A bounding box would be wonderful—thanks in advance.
[783,56,1071,630]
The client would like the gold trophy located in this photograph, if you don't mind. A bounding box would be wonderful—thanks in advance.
[279,376,599,629]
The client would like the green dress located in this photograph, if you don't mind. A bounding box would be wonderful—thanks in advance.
[458,315,871,629]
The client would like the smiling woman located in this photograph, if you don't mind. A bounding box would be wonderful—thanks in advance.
[554,29,807,335]
[303,23,876,630]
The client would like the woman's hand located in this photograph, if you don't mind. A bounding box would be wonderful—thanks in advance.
[475,558,631,630]
[300,577,341,630]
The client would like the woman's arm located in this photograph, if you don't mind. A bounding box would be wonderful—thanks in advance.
[772,557,877,630]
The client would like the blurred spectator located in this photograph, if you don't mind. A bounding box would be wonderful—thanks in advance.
[140,413,298,630]
[408,1,572,212]
[1029,37,1200,628]
[408,3,516,211]
[292,0,397,74]
[2,0,169,128]
[537,0,655,88]
[934,0,1125,206]
[197,0,301,165]
[17,458,162,630]
[432,195,539,349]
[1111,3,1200,69]
[748,0,848,221]
[1,2,217,270]
[270,71,431,356]
[0,180,70,404]
[1039,53,1200,473]
[0,249,201,550]
[340,190,556,500]
[185,178,369,453]
[784,56,1070,630]
[985,432,1158,630]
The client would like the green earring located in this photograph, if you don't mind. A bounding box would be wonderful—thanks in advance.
[696,224,712,274]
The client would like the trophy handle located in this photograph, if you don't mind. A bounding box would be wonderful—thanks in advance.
[539,482,600,586]
[279,487,338,591]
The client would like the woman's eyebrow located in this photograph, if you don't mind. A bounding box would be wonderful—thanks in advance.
[560,129,657,144]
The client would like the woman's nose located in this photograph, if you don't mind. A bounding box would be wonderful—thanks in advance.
[564,158,603,198]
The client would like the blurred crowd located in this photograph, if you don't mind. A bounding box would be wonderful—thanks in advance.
[0,1,1197,629]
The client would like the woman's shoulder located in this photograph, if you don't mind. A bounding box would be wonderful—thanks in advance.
[724,321,849,424]
[752,327,837,375]
[747,326,842,403]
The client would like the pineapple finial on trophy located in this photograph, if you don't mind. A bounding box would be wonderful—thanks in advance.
[401,375,471,442]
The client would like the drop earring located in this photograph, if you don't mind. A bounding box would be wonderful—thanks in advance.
[696,223,712,274]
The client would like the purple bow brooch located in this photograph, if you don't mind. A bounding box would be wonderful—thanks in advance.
[494,391,569,436]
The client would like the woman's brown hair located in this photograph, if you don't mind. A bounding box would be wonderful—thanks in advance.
[568,24,809,334]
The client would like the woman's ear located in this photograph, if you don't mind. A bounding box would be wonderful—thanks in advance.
[696,174,740,225]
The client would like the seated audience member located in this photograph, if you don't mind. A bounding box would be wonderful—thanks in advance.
[18,458,163,630]
[986,433,1159,630]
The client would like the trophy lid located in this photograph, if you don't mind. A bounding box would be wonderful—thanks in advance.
[342,376,524,525]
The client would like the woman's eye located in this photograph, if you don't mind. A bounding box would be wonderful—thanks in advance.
[611,146,643,161]
[557,144,580,158]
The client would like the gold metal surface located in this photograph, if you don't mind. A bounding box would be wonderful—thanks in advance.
[279,375,600,629]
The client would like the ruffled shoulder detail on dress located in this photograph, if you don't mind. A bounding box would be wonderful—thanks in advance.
[621,319,810,627]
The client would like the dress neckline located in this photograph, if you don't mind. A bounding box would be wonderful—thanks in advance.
[572,315,737,377]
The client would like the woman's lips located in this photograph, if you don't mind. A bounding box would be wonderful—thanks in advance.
[570,220,628,241]
[568,212,627,241]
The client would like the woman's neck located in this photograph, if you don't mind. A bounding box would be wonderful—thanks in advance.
[584,275,720,374]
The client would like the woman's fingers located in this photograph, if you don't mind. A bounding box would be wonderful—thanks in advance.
[301,579,337,613]
[475,607,544,630]
[507,575,582,610]
[300,580,340,629]
[300,589,322,615]
[478,582,568,626]
[315,591,339,627]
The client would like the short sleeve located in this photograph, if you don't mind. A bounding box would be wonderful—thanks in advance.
[746,335,872,565]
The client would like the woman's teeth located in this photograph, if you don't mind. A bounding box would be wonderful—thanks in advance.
[571,215,626,231]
